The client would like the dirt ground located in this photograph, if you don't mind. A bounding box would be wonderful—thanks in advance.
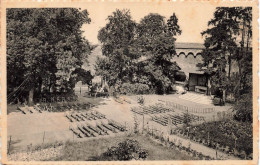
[7,93,232,153]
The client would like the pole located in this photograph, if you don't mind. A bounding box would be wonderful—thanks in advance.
[42,131,45,144]
[8,136,12,154]
[73,132,74,142]
[142,113,144,134]
[207,132,209,145]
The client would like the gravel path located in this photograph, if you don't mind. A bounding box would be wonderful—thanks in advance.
[168,134,239,160]
[8,146,63,161]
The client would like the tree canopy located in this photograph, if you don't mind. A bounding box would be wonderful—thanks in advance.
[200,7,252,122]
[7,8,93,103]
[95,10,182,94]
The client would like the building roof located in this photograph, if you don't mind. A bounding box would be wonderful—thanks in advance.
[175,42,205,49]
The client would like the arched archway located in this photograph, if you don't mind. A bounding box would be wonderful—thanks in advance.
[177,52,185,57]
[186,52,195,58]
[195,53,202,57]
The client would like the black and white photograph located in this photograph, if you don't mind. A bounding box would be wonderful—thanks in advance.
[1,1,258,164]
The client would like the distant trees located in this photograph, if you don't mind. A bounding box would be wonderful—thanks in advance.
[200,7,252,122]
[96,10,182,94]
[7,8,93,103]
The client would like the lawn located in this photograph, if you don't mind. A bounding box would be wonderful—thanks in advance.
[47,133,194,161]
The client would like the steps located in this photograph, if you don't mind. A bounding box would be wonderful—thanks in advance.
[178,92,212,105]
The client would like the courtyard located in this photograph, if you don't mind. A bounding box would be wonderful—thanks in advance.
[7,92,244,161]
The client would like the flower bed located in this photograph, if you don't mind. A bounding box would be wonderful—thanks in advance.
[172,119,252,159]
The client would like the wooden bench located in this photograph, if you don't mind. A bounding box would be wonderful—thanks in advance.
[195,86,207,94]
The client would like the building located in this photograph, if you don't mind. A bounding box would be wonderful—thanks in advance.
[173,42,240,95]
[173,42,208,94]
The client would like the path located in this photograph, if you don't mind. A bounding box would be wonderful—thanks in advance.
[168,134,239,160]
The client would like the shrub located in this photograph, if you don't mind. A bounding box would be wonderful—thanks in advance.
[120,83,151,95]
[234,92,252,122]
[137,96,145,105]
[101,139,148,160]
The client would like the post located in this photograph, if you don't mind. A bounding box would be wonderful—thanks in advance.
[207,132,210,145]
[42,131,45,144]
[142,113,144,134]
[73,132,74,142]
[8,136,12,154]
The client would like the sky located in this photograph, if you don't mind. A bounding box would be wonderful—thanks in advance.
[81,2,216,45]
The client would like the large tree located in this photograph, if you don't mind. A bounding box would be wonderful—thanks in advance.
[96,9,137,88]
[200,7,252,121]
[7,8,92,104]
[135,13,181,94]
[96,10,182,94]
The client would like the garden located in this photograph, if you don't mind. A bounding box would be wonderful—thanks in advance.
[172,119,253,159]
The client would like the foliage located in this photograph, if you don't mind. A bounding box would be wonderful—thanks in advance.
[7,8,92,102]
[200,7,252,121]
[96,9,137,87]
[102,139,148,160]
[120,83,150,95]
[234,92,252,122]
[95,10,182,94]
[175,119,252,156]
[135,13,181,94]
[137,95,145,105]
[183,112,191,127]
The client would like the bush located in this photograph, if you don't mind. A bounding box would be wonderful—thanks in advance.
[234,92,252,122]
[175,119,252,157]
[120,83,151,95]
[101,139,148,160]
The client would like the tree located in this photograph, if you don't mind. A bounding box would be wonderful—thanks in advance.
[96,11,182,95]
[135,13,181,94]
[7,8,92,103]
[200,7,252,121]
[96,9,137,88]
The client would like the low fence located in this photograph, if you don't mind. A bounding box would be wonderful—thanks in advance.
[160,100,215,114]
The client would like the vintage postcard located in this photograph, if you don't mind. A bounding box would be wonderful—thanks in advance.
[0,0,259,164]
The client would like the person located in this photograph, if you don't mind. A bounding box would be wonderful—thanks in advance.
[103,87,108,98]
[219,88,224,105]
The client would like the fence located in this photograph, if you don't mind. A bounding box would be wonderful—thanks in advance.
[162,100,215,114]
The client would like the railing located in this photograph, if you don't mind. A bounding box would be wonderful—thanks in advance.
[160,100,215,114]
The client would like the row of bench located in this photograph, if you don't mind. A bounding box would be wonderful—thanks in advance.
[152,113,204,126]
[17,102,95,114]
[131,105,171,115]
[70,122,126,138]
[38,96,78,103]
[65,111,106,122]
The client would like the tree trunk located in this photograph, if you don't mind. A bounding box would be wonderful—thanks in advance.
[246,21,251,52]
[228,54,232,80]
[38,77,42,94]
[223,89,226,104]
[28,87,34,106]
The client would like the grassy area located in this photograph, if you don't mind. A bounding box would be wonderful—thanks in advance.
[47,133,194,161]
[7,105,21,114]
[174,119,252,157]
